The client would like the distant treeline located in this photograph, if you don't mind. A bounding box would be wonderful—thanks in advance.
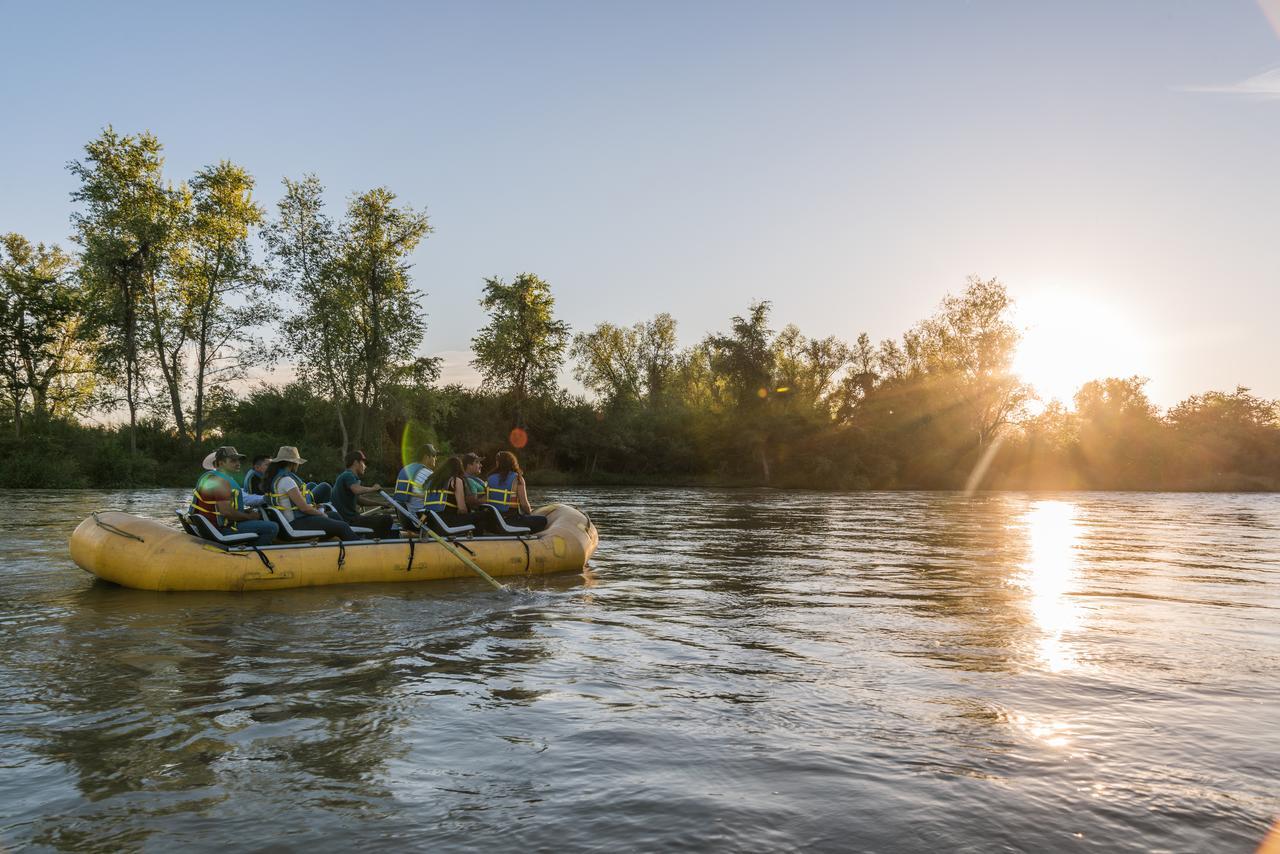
[2,128,1278,491]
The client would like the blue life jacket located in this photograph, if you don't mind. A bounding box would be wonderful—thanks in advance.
[485,471,519,510]
[422,478,460,513]
[394,462,425,504]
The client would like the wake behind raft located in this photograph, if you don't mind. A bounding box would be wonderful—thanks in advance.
[69,504,598,592]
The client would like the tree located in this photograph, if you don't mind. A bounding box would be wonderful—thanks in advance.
[908,276,1028,448]
[705,301,774,411]
[265,176,360,455]
[266,179,436,456]
[338,187,436,448]
[0,235,92,434]
[180,161,268,443]
[571,322,643,404]
[70,128,184,451]
[471,273,570,427]
[570,313,679,407]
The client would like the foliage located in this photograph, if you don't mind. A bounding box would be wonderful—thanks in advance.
[5,128,1279,492]
[471,273,570,426]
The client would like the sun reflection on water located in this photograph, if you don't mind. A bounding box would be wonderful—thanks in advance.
[1018,500,1082,672]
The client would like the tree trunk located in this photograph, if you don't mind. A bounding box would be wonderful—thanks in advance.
[193,330,208,444]
[336,400,350,459]
[11,388,21,439]
[122,273,138,456]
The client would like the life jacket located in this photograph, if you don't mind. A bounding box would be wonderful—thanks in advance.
[189,470,243,530]
[243,467,263,495]
[485,471,519,510]
[269,469,314,520]
[422,478,460,513]
[393,462,425,504]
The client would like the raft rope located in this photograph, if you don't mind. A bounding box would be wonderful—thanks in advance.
[404,537,416,573]
[91,512,145,543]
[520,536,531,573]
[337,540,346,570]
[251,547,275,573]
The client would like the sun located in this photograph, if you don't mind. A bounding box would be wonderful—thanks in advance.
[1011,287,1149,407]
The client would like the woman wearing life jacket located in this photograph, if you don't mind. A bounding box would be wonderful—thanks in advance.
[484,451,548,533]
[265,446,358,540]
[420,455,489,533]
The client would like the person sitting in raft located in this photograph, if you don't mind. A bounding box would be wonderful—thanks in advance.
[461,452,490,510]
[240,454,272,506]
[393,443,438,515]
[484,451,548,533]
[265,446,359,540]
[191,446,279,546]
[333,450,394,539]
[421,456,489,532]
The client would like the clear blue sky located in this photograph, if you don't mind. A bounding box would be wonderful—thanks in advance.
[2,0,1278,406]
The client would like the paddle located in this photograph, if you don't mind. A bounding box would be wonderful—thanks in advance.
[379,491,508,592]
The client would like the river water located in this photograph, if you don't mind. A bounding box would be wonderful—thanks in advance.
[0,489,1276,852]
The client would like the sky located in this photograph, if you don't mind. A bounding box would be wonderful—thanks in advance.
[1,0,1278,408]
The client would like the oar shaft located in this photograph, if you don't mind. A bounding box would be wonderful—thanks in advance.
[424,527,507,591]
[378,490,507,592]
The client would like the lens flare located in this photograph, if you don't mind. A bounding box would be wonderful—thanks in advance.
[509,427,528,449]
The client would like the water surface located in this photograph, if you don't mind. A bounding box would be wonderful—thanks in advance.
[1,489,1277,851]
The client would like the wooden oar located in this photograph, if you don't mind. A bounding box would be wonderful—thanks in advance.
[379,491,508,592]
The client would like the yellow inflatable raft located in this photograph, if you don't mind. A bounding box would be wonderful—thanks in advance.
[70,503,598,592]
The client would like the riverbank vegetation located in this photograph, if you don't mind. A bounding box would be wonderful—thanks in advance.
[2,128,1277,491]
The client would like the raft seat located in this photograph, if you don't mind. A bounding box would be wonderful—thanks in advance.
[177,510,259,546]
[479,505,531,535]
[259,507,326,542]
[423,509,476,537]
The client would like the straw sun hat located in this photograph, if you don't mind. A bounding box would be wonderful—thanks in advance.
[271,446,307,466]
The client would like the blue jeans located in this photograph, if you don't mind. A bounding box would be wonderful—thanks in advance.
[308,482,333,504]
[230,519,278,546]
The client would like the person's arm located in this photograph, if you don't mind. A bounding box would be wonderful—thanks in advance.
[351,483,382,495]
[288,482,324,516]
[516,475,532,515]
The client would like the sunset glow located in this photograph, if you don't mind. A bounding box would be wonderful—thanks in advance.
[1012,289,1150,407]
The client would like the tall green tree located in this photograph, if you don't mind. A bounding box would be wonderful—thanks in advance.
[265,176,360,454]
[338,187,436,449]
[266,179,436,456]
[0,235,92,434]
[471,273,570,427]
[70,128,185,451]
[179,161,267,443]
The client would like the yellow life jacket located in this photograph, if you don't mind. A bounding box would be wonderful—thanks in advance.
[269,470,314,517]
[189,470,243,530]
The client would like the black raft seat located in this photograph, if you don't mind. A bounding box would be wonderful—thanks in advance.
[260,507,326,542]
[176,510,258,546]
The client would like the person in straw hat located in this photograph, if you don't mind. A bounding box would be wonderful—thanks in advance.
[263,446,359,540]
[189,446,279,545]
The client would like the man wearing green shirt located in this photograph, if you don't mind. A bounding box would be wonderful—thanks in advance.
[333,450,394,539]
[461,452,488,510]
